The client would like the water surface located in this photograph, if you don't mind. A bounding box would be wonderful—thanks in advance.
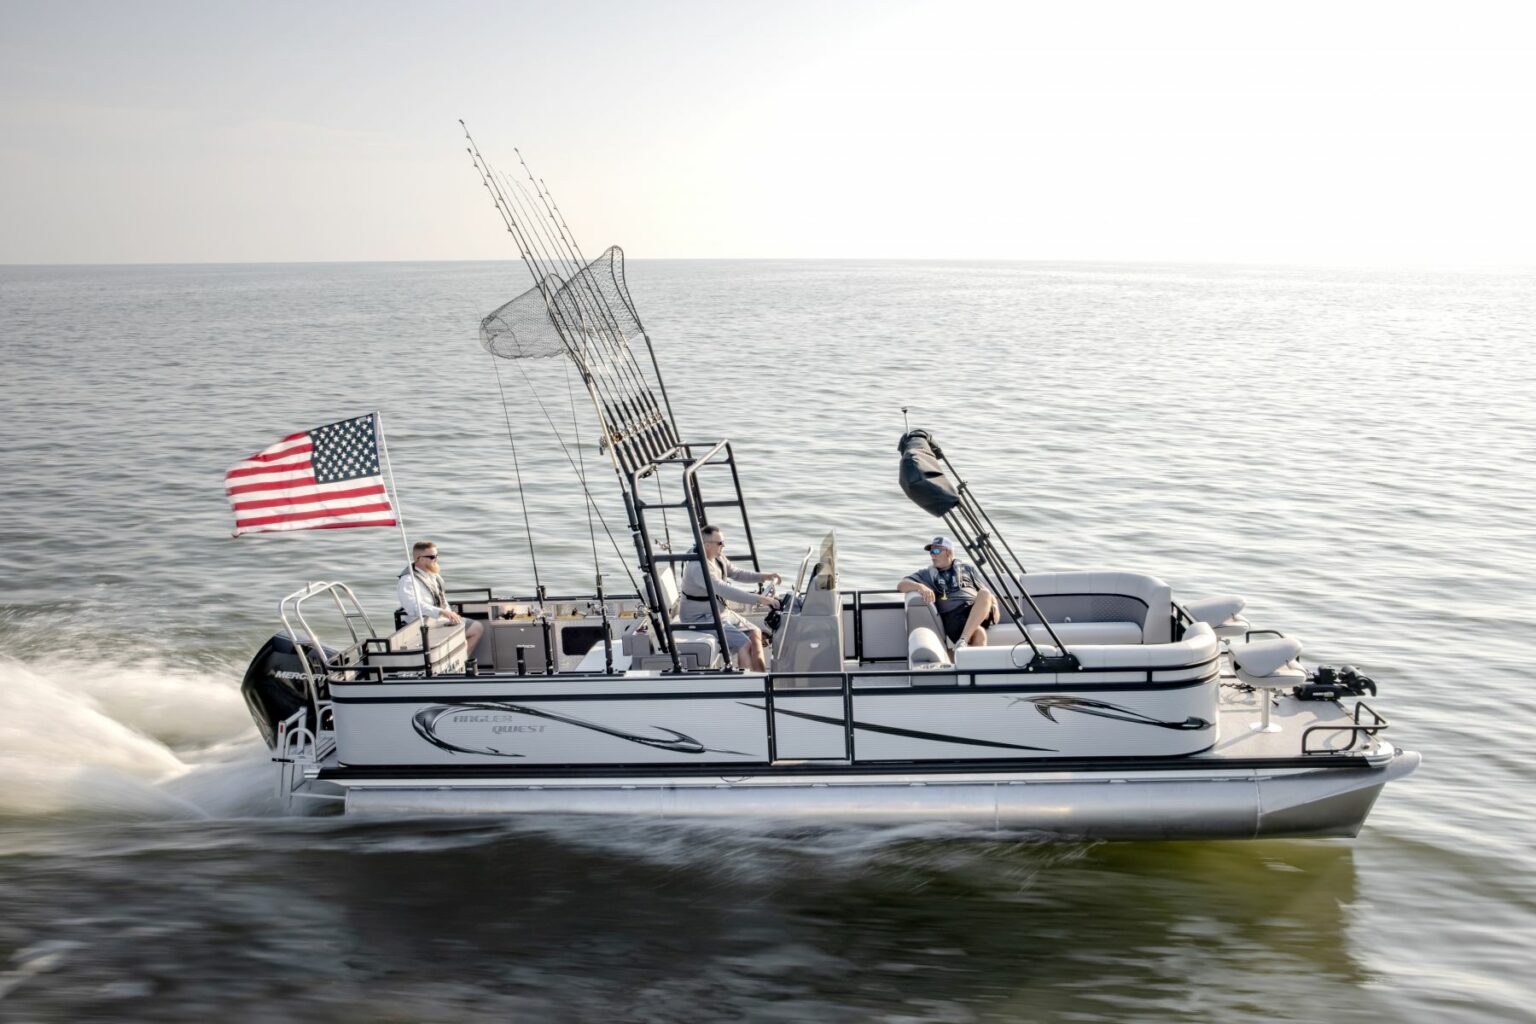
[1,259,1532,1021]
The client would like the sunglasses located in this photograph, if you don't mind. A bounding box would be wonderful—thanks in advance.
[929,547,948,555]
[419,553,439,561]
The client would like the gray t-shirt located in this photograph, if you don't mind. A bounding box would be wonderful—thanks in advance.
[904,562,982,614]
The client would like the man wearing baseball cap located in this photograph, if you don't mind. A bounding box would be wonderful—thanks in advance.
[897,536,997,647]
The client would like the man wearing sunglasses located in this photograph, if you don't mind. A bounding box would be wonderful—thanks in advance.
[898,536,997,648]
[679,524,782,671]
[397,540,485,655]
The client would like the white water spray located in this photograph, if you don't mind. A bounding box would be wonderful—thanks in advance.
[0,654,277,819]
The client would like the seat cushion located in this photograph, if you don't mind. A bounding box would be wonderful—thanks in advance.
[1229,636,1303,678]
[673,633,722,669]
[987,621,1143,646]
[1183,595,1247,626]
[908,626,950,668]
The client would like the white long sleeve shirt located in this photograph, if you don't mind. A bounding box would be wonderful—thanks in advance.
[679,553,768,621]
[397,566,448,623]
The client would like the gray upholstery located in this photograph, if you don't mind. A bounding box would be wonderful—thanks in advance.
[905,591,948,642]
[1006,571,1174,644]
[907,626,950,668]
[673,633,723,670]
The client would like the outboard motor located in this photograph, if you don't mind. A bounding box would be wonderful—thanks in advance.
[241,633,337,748]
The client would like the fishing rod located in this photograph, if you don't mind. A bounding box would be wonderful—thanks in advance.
[489,355,544,606]
[475,132,674,474]
[540,176,681,444]
[498,229,673,475]
[465,132,626,593]
[490,162,665,475]
[464,124,661,655]
[471,146,646,459]
[516,152,679,458]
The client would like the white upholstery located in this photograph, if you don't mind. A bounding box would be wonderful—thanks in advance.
[1183,595,1251,640]
[371,621,468,675]
[1183,595,1246,626]
[1229,635,1304,732]
[654,567,681,618]
[907,626,950,668]
[1229,636,1303,679]
[987,621,1143,647]
[954,621,1217,673]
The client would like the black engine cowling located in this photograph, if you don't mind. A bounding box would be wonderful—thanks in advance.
[241,633,336,748]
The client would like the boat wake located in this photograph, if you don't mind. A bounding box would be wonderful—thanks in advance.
[0,653,276,820]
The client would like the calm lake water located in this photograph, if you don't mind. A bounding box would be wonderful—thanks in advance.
[1,259,1532,1022]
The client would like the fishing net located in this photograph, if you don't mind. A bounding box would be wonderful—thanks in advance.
[563,246,642,344]
[479,247,643,362]
[480,273,567,359]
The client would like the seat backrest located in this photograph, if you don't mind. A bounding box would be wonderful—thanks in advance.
[905,591,947,644]
[652,566,681,619]
[1010,570,1174,644]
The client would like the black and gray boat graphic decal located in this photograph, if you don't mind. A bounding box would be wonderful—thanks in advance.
[1013,696,1212,731]
[411,701,751,757]
[740,703,1056,752]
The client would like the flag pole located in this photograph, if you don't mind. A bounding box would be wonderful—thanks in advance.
[374,411,429,620]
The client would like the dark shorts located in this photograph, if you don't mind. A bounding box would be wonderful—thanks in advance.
[939,604,974,643]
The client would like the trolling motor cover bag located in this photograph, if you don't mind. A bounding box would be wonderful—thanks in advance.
[898,429,960,517]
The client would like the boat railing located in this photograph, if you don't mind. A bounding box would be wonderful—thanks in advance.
[278,580,381,710]
[1301,699,1389,755]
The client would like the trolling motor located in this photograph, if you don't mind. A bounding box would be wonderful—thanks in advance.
[1293,664,1377,701]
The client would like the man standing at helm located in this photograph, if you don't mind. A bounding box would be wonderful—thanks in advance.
[679,525,782,671]
[398,540,485,655]
[898,535,996,647]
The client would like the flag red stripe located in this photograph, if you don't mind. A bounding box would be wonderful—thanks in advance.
[224,470,322,496]
[237,441,314,467]
[303,519,398,531]
[231,483,386,512]
[225,472,382,498]
[226,458,313,481]
[234,501,396,529]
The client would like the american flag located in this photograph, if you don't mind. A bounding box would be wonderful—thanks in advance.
[225,414,397,537]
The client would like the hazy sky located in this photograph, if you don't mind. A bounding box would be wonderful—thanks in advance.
[3,0,1533,265]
